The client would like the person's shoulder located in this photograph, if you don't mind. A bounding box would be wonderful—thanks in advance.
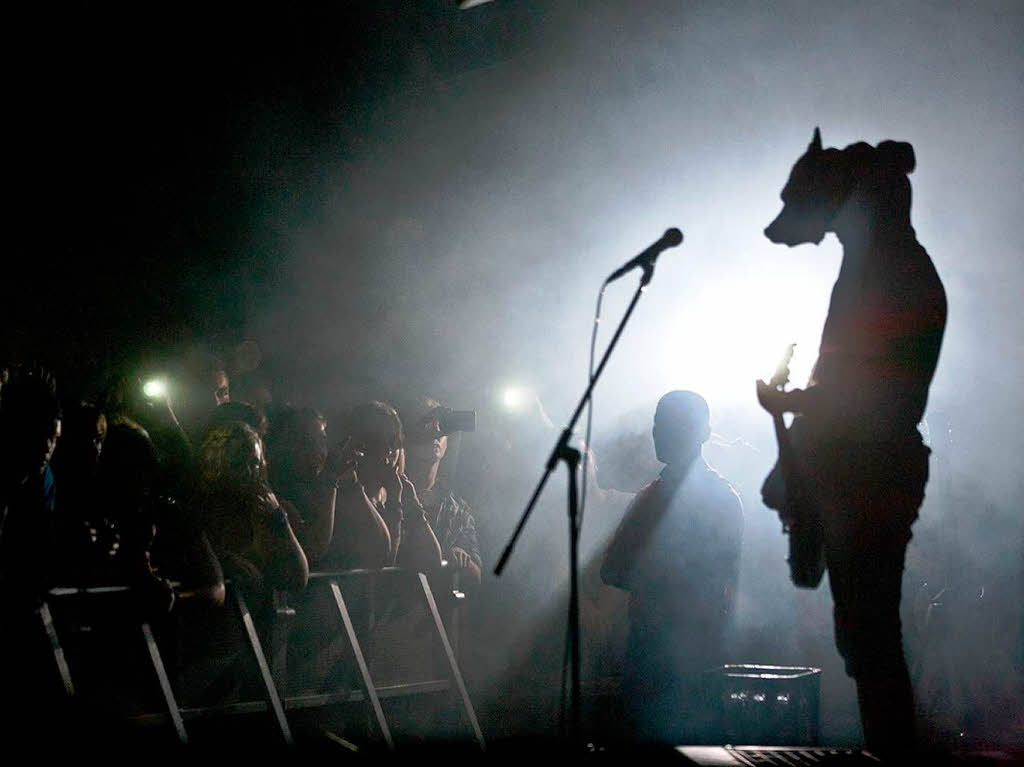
[42,465,57,510]
[444,490,476,521]
[636,477,661,498]
[623,477,660,508]
[700,464,743,511]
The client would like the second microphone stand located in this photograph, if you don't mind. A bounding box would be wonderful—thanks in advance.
[495,261,658,749]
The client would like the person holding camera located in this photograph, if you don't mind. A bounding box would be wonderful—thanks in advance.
[398,397,481,587]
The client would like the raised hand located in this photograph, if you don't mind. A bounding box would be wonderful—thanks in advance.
[325,436,362,481]
[381,460,404,508]
[398,472,422,510]
[756,379,797,416]
[255,483,281,514]
[448,546,471,569]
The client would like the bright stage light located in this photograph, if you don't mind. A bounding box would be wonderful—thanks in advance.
[501,385,527,411]
[646,264,830,407]
[143,379,167,399]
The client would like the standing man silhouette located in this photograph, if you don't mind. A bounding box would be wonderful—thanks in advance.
[758,129,947,756]
[602,391,743,744]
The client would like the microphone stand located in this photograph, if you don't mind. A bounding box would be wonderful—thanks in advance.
[495,259,659,750]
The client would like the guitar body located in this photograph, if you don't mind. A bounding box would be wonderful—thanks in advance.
[761,347,826,589]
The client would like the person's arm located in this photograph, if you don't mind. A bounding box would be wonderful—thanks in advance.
[445,503,482,588]
[600,483,661,591]
[397,508,443,575]
[755,381,827,417]
[290,438,367,564]
[282,481,336,565]
[219,551,265,591]
[390,475,442,575]
[447,546,481,587]
[331,477,392,569]
[120,526,177,617]
[720,492,744,612]
[174,521,226,607]
[135,389,194,494]
[252,488,309,591]
[378,502,402,567]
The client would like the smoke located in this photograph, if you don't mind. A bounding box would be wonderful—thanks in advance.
[226,0,1023,746]
[12,0,1021,747]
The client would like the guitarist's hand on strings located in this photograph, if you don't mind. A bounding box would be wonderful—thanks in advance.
[756,380,803,416]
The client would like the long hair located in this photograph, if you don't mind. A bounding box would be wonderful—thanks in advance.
[345,401,403,450]
[196,420,266,488]
[195,420,265,554]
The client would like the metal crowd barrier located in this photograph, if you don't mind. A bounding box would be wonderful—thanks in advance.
[41,567,484,751]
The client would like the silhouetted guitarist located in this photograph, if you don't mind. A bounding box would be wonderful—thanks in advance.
[757,129,947,756]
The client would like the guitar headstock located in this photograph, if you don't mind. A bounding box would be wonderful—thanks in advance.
[768,343,796,391]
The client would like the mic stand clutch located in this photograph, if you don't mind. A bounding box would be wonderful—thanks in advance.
[494,228,681,749]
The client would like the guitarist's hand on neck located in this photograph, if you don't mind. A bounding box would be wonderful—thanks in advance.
[757,379,797,416]
[756,380,820,418]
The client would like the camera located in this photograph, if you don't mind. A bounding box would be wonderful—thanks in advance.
[437,408,476,434]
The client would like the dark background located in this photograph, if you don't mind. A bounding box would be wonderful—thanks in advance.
[9,1,547,386]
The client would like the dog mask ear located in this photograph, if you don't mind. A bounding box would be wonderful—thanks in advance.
[810,127,822,152]
[876,140,915,174]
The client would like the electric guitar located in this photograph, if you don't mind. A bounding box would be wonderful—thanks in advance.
[759,344,825,589]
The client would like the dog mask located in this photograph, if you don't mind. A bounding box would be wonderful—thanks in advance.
[765,128,916,247]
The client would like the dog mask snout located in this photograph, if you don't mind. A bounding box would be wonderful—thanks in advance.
[765,204,826,247]
[765,127,829,247]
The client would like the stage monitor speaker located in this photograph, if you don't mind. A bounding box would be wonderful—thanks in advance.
[705,664,822,746]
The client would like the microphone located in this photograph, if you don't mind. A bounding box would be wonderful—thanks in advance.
[605,228,684,283]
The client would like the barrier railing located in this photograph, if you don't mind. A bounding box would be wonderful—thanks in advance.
[41,566,484,751]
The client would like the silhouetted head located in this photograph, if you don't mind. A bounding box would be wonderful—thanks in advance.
[208,400,267,438]
[175,351,231,430]
[0,370,62,486]
[265,406,328,484]
[50,401,107,481]
[398,396,453,492]
[232,368,273,409]
[209,368,231,407]
[99,421,159,505]
[400,396,448,470]
[765,128,916,246]
[197,421,266,490]
[652,390,710,466]
[345,401,403,489]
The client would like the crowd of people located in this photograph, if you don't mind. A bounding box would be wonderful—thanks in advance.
[0,343,755,749]
[0,354,494,745]
[0,358,484,601]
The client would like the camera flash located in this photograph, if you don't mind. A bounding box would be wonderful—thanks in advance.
[501,386,526,411]
[143,379,167,399]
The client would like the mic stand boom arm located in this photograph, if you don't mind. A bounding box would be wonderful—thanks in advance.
[494,258,660,748]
